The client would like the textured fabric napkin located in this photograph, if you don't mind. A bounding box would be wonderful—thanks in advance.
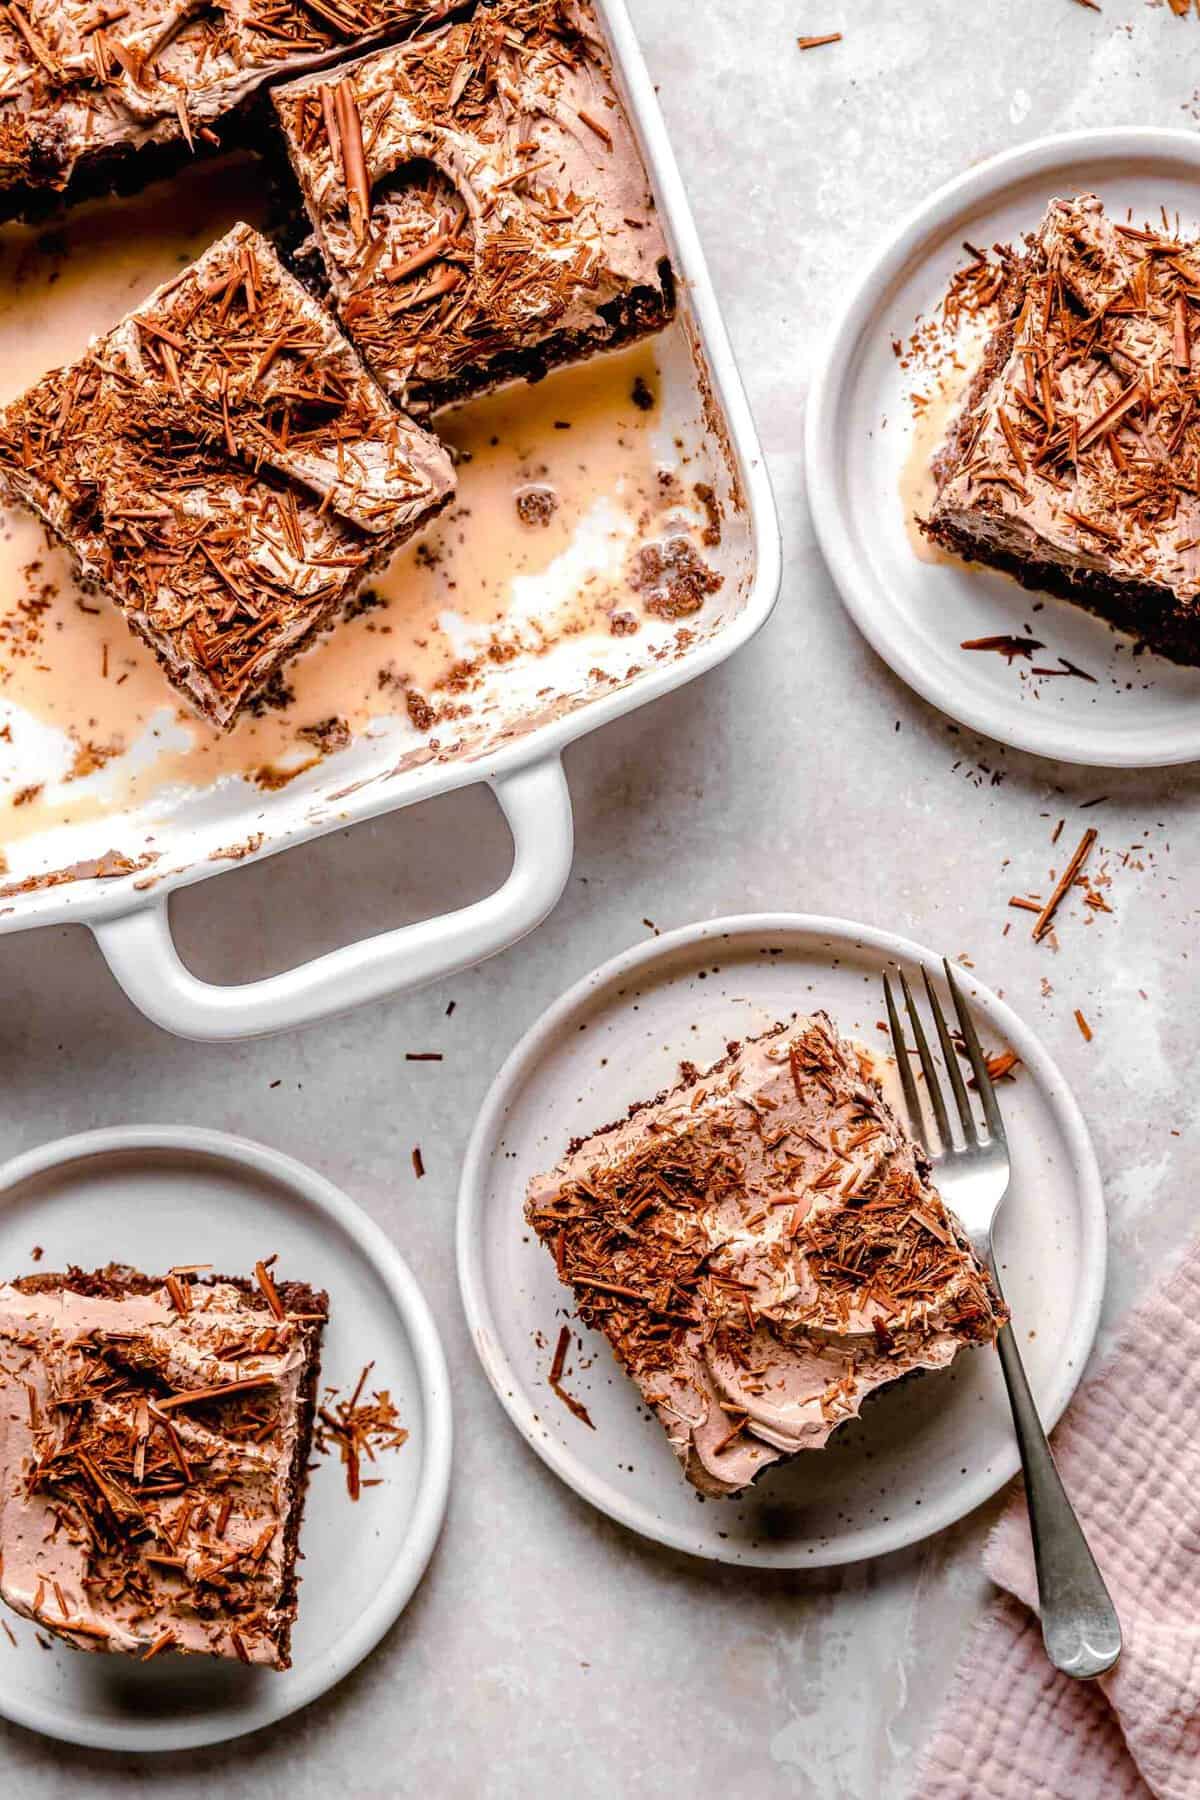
[916,1240,1200,1800]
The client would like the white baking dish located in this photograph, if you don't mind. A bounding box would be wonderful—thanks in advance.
[0,0,781,1041]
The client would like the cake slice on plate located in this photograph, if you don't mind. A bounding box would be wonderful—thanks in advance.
[272,0,675,411]
[922,193,1200,664]
[526,1016,1006,1498]
[0,221,455,727]
[0,1262,327,1666]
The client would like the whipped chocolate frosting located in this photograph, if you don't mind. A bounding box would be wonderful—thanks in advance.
[0,221,454,726]
[0,1268,325,1665]
[0,0,452,204]
[924,195,1200,653]
[273,0,673,407]
[526,1017,1006,1498]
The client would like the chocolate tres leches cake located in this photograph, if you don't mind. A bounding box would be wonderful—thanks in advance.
[923,194,1200,665]
[272,0,675,411]
[526,1016,1007,1499]
[0,0,454,218]
[0,1263,327,1666]
[0,221,455,727]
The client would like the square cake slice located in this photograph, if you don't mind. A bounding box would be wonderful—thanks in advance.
[272,0,675,411]
[923,194,1200,664]
[0,1263,328,1667]
[0,222,455,727]
[526,1017,1007,1498]
[0,0,455,214]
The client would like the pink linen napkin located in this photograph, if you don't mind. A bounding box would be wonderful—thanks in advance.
[916,1239,1200,1800]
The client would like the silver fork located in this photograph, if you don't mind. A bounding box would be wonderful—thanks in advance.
[882,958,1121,1680]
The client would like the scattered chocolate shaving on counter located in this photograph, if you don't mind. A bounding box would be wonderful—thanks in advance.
[797,32,842,48]
[1075,1008,1094,1041]
[412,1146,426,1179]
[405,1052,443,1062]
[1032,829,1098,941]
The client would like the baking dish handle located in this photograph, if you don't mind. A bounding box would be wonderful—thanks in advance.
[90,755,574,1042]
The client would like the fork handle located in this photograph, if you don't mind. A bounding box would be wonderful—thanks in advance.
[994,1316,1122,1679]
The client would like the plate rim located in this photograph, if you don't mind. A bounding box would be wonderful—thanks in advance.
[805,124,1200,770]
[0,1123,454,1753]
[456,911,1107,1568]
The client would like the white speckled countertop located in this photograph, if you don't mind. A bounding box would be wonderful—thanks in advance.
[2,1,1199,1793]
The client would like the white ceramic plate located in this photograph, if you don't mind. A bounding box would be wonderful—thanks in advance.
[806,127,1200,768]
[457,915,1106,1568]
[0,1127,452,1752]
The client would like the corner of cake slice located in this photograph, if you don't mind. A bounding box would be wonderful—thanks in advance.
[526,1017,1006,1498]
[0,222,455,727]
[922,192,1200,664]
[272,0,675,411]
[0,1263,327,1667]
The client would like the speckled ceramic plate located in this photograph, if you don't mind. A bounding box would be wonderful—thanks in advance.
[0,1127,452,1751]
[457,915,1106,1568]
[807,127,1200,767]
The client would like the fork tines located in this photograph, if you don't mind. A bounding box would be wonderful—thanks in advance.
[882,959,1006,1153]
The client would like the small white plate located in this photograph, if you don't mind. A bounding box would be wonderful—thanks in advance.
[806,127,1200,768]
[0,1127,452,1752]
[457,915,1106,1568]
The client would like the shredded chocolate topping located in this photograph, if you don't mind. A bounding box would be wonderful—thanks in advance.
[0,0,455,203]
[0,1264,327,1666]
[0,222,454,726]
[526,1017,1006,1498]
[924,194,1200,658]
[273,0,673,408]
